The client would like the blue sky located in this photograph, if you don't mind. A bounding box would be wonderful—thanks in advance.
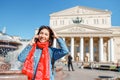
[0,0,120,39]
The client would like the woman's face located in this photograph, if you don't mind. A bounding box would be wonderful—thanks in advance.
[38,28,50,42]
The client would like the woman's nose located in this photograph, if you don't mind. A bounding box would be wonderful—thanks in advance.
[41,34,45,37]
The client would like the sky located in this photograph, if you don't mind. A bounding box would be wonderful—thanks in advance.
[0,0,120,39]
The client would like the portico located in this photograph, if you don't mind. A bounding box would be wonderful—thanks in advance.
[53,24,114,62]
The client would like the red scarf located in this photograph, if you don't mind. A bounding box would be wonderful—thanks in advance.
[22,41,50,80]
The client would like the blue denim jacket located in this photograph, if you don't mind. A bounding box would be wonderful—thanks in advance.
[18,38,69,80]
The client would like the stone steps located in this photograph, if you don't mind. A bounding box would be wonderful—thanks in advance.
[0,70,28,80]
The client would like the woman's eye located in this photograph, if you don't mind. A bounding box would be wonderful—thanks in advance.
[45,33,48,36]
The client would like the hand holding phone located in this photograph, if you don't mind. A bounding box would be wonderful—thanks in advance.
[34,38,38,42]
[29,35,39,45]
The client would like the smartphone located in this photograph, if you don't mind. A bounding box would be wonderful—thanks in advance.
[34,38,38,42]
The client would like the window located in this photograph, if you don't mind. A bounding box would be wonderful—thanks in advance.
[94,19,99,24]
[85,46,89,53]
[60,20,64,25]
[53,20,57,26]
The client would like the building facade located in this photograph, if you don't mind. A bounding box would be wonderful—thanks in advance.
[49,6,120,63]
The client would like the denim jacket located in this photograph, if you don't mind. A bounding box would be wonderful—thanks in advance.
[18,38,69,80]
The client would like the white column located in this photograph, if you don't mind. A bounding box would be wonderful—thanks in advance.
[53,39,56,47]
[80,37,84,62]
[108,39,111,62]
[99,37,104,62]
[90,37,94,62]
[110,38,114,62]
[62,38,65,60]
[71,37,74,60]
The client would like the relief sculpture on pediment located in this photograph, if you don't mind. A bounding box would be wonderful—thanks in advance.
[69,27,85,32]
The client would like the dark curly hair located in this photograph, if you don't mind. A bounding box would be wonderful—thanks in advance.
[37,25,54,46]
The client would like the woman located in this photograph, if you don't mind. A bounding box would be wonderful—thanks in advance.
[18,25,69,80]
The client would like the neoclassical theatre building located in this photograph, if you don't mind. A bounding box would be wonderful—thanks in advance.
[49,6,120,63]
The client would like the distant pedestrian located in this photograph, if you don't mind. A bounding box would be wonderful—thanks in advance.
[67,54,74,71]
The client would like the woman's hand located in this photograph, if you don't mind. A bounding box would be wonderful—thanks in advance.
[29,35,39,46]
[52,30,59,39]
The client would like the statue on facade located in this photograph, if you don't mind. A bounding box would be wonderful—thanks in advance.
[72,17,82,24]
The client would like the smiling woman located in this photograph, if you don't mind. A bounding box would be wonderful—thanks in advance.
[30,26,55,46]
[17,25,69,80]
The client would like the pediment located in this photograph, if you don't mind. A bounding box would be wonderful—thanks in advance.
[50,6,111,16]
[52,24,112,34]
